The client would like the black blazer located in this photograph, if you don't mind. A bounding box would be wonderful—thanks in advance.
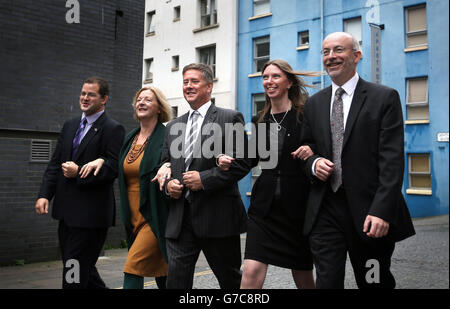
[161,104,250,239]
[38,112,125,228]
[248,111,310,223]
[301,78,415,242]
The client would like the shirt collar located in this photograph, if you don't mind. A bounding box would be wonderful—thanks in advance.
[189,101,211,119]
[82,110,104,125]
[332,72,359,97]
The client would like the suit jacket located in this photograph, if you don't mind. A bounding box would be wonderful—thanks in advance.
[38,112,125,228]
[248,111,310,223]
[161,104,250,239]
[301,78,415,242]
[117,123,169,262]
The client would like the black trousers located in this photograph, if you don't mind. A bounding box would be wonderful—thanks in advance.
[58,220,108,289]
[309,186,396,289]
[165,201,242,289]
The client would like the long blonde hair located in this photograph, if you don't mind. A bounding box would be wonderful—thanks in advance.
[258,59,318,123]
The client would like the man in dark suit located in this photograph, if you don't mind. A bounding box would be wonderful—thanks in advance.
[35,76,125,289]
[300,32,415,288]
[160,63,249,288]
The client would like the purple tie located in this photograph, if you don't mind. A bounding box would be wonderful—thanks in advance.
[72,118,87,159]
[330,87,345,192]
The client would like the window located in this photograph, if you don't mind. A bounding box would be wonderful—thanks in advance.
[200,0,217,27]
[298,31,309,49]
[344,17,362,46]
[407,154,432,194]
[144,58,153,83]
[171,106,178,118]
[405,5,427,49]
[253,93,266,116]
[254,36,270,73]
[253,0,270,16]
[173,6,180,21]
[172,55,179,71]
[198,45,216,78]
[406,77,428,121]
[146,11,156,35]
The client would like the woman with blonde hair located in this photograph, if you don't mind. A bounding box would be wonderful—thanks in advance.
[117,86,172,289]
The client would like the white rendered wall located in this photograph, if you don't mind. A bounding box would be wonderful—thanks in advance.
[143,0,238,116]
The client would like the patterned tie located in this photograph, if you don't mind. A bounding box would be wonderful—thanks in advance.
[184,111,200,202]
[72,118,87,159]
[184,111,200,171]
[330,87,345,192]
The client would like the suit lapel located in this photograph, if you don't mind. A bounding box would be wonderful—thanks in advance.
[73,113,106,161]
[320,87,333,158]
[343,78,367,149]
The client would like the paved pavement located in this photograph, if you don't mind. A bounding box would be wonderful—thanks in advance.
[0,215,448,289]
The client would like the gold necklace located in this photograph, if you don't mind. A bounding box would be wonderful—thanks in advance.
[126,134,149,163]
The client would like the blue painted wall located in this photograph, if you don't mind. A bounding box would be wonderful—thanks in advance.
[237,0,449,217]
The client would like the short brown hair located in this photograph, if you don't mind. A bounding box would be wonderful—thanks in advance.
[83,76,109,98]
[131,86,173,123]
[182,63,214,84]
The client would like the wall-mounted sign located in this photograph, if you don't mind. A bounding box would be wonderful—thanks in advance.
[437,132,449,142]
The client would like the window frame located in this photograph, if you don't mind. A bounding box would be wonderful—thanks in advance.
[407,153,432,195]
[405,4,428,50]
[406,77,429,122]
[200,0,217,28]
[144,58,153,83]
[253,0,271,17]
[198,45,216,78]
[253,36,270,73]
[146,10,156,35]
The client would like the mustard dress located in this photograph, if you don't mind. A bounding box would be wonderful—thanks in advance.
[122,144,168,277]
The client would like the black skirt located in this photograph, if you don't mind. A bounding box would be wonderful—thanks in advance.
[244,193,313,270]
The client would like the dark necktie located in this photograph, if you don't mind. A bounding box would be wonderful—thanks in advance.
[330,87,345,192]
[72,118,87,159]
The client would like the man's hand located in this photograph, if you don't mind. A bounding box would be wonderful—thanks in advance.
[79,158,105,178]
[151,164,172,191]
[35,198,49,215]
[314,158,334,182]
[167,179,184,199]
[291,145,314,160]
[62,161,79,178]
[183,171,203,191]
[363,215,390,238]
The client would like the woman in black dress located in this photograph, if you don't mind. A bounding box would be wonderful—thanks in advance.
[219,59,316,288]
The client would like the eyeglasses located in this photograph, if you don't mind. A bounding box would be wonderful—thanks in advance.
[320,46,356,56]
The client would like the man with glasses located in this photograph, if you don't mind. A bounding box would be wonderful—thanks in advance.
[35,76,125,288]
[300,32,415,288]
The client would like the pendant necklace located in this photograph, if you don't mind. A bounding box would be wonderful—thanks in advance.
[271,109,289,131]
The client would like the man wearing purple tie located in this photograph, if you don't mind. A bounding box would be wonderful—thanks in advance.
[35,76,125,289]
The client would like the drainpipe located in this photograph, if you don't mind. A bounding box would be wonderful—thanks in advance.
[320,0,324,89]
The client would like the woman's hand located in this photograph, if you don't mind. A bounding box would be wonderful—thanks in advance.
[217,154,235,171]
[291,145,314,160]
[151,163,171,191]
[79,158,105,178]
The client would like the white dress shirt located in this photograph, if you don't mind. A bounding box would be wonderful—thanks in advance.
[79,110,104,142]
[184,101,211,146]
[312,73,360,176]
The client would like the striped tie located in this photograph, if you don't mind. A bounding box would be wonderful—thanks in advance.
[184,111,200,171]
[330,87,345,192]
